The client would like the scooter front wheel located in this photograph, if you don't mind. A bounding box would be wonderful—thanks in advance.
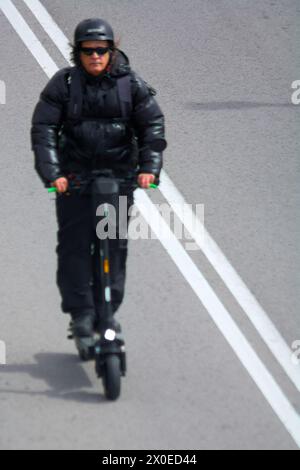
[102,354,121,400]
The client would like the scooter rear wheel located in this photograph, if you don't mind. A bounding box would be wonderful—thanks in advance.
[102,354,121,400]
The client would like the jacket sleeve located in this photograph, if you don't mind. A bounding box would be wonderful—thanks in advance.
[31,69,68,187]
[130,72,166,178]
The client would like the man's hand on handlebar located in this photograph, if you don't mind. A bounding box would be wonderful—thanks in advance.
[51,177,69,193]
[137,173,156,189]
[50,173,157,193]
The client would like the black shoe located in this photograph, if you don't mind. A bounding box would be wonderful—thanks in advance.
[94,305,122,334]
[68,311,96,361]
[69,310,95,338]
[94,316,122,335]
[110,317,122,334]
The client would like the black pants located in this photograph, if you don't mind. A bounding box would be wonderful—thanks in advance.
[55,186,134,318]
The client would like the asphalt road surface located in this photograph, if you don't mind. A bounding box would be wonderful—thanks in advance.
[0,0,299,450]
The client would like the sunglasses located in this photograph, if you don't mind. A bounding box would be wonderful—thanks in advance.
[80,47,111,56]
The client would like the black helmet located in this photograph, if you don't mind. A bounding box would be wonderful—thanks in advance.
[74,18,114,44]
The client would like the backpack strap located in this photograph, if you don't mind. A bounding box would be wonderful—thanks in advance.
[116,75,132,119]
[67,67,83,121]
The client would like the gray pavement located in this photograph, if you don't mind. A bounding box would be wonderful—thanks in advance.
[0,0,299,450]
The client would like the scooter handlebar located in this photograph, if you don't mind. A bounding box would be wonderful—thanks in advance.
[47,173,159,193]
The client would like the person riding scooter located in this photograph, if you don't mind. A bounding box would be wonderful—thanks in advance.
[31,18,166,349]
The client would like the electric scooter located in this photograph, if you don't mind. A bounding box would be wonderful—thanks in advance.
[47,139,167,400]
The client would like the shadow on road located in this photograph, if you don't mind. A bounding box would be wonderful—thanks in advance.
[0,352,106,403]
[185,101,298,111]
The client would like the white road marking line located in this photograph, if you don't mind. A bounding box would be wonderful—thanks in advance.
[135,189,300,448]
[1,0,299,447]
[160,171,300,392]
[22,0,71,61]
[0,0,57,77]
[21,0,300,393]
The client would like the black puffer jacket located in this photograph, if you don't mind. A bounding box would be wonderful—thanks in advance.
[31,49,166,187]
